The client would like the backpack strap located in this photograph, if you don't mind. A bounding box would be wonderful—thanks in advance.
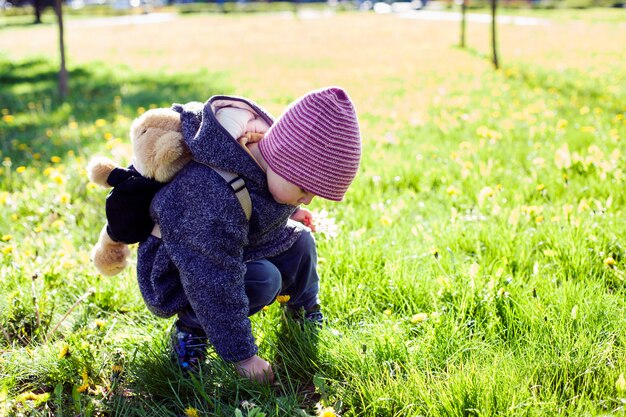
[151,163,252,239]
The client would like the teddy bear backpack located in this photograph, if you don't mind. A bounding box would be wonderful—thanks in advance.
[86,107,252,276]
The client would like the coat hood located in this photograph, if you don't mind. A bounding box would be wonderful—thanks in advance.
[171,96,275,185]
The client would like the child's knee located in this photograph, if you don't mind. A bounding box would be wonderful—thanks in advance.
[294,230,317,258]
[245,261,282,307]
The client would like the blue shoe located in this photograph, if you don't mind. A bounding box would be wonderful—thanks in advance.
[287,305,325,328]
[170,322,208,371]
[303,309,324,326]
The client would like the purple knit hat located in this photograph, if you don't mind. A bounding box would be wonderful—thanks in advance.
[259,87,361,201]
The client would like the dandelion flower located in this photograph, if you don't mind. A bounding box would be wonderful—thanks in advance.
[318,406,338,417]
[95,119,107,127]
[383,309,392,317]
[2,246,14,255]
[95,319,106,329]
[446,185,459,196]
[16,166,26,174]
[2,115,14,123]
[276,295,290,304]
[76,383,89,393]
[380,215,392,226]
[59,344,69,359]
[410,313,428,324]
[262,306,269,312]
[69,121,78,129]
[1,235,12,242]
[58,192,71,205]
[184,407,200,417]
[50,156,61,163]
[604,257,616,268]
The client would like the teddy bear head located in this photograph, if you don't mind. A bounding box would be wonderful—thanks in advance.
[130,108,191,183]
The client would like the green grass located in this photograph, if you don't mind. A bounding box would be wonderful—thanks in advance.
[1,9,626,417]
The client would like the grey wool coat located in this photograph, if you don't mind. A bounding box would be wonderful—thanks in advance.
[137,96,304,363]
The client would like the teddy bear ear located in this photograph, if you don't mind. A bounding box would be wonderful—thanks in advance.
[131,108,181,141]
[152,131,191,183]
[87,156,118,187]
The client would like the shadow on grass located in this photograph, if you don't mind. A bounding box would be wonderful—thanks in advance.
[0,56,233,166]
[105,318,323,416]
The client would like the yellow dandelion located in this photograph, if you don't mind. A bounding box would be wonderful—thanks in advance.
[556,119,568,130]
[2,115,14,123]
[95,319,107,329]
[95,119,107,127]
[58,192,71,205]
[76,383,89,393]
[535,216,544,224]
[536,184,545,192]
[604,257,616,268]
[2,246,14,255]
[112,365,123,374]
[410,313,428,324]
[383,309,392,317]
[68,121,78,129]
[446,185,459,196]
[34,226,43,233]
[137,107,146,115]
[579,106,590,115]
[318,407,338,417]
[51,219,66,229]
[1,235,12,242]
[16,392,50,406]
[104,132,113,141]
[51,172,66,185]
[50,156,61,164]
[59,344,69,359]
[262,306,270,312]
[67,150,75,157]
[184,407,200,417]
[276,295,291,304]
[16,166,26,174]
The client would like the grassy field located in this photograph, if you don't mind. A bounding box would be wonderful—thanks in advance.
[1,7,626,417]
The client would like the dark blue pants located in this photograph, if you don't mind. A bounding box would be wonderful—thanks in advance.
[177,231,320,333]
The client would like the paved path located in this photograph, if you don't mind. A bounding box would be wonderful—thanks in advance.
[67,12,177,27]
[66,8,549,27]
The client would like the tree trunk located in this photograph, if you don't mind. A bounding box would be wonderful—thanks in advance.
[490,0,499,69]
[460,0,467,48]
[55,0,68,99]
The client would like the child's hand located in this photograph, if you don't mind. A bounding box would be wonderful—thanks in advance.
[240,132,264,144]
[290,208,316,232]
[235,354,274,384]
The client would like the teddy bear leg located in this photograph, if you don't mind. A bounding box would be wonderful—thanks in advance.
[92,225,131,276]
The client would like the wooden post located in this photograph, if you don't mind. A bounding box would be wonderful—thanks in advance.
[54,0,68,99]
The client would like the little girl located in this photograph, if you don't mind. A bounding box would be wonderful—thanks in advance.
[136,87,361,383]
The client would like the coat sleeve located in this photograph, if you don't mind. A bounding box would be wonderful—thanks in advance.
[154,164,256,363]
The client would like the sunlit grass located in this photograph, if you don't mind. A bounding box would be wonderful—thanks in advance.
[1,9,626,417]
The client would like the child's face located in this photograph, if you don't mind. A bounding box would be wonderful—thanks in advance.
[266,167,315,206]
